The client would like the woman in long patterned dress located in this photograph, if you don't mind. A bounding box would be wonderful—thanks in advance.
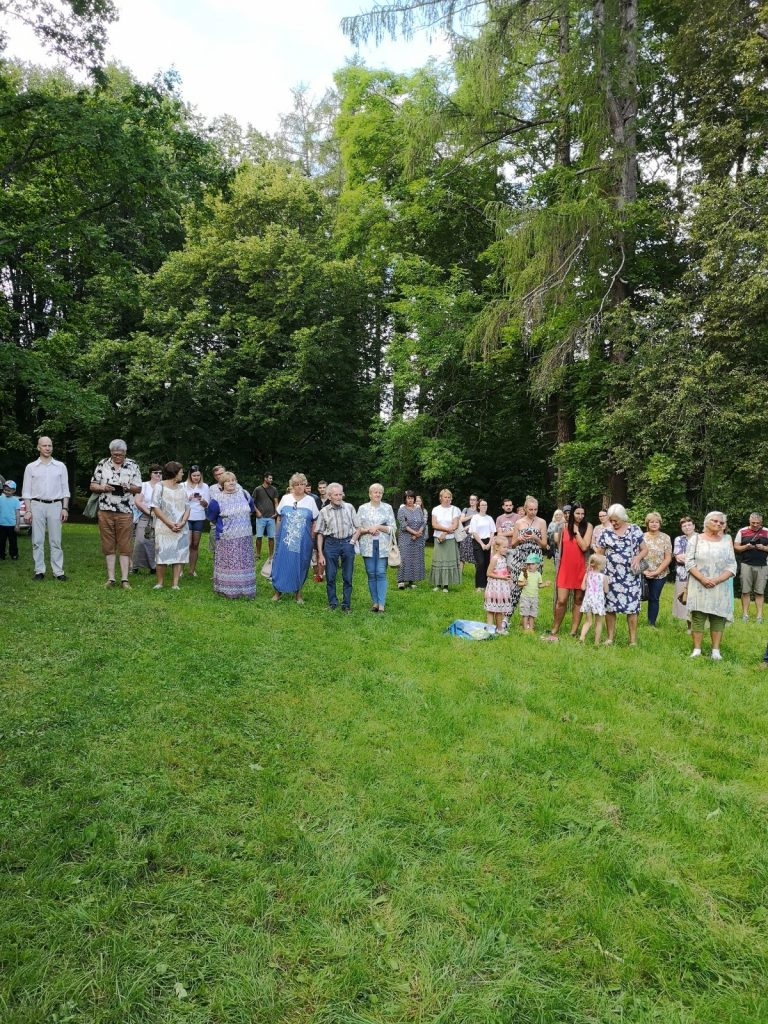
[151,461,191,590]
[507,496,549,619]
[459,494,478,572]
[271,473,318,603]
[397,491,427,589]
[206,472,256,599]
[685,511,737,660]
[593,503,649,646]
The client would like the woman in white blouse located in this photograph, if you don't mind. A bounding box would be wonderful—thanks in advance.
[430,488,462,593]
[469,499,496,591]
[685,511,737,661]
[357,483,397,613]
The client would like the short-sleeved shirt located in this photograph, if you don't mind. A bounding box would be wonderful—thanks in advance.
[495,512,520,539]
[92,457,142,515]
[252,483,279,518]
[735,527,768,566]
[0,494,20,526]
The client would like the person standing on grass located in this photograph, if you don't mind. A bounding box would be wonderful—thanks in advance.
[734,512,768,624]
[151,462,191,591]
[469,499,495,591]
[90,439,142,589]
[184,465,210,578]
[272,473,318,604]
[358,483,397,613]
[672,516,696,629]
[206,472,256,599]
[252,471,279,561]
[579,553,610,645]
[131,464,162,575]
[685,511,737,661]
[430,489,462,593]
[397,491,428,589]
[0,480,21,561]
[517,552,548,633]
[642,512,672,629]
[593,503,648,647]
[546,502,593,641]
[484,535,512,634]
[495,498,520,550]
[316,483,360,612]
[21,436,71,582]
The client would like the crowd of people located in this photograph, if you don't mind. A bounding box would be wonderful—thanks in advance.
[4,436,768,666]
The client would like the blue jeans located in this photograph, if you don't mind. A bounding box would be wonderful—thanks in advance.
[645,576,666,626]
[363,540,388,607]
[324,535,355,609]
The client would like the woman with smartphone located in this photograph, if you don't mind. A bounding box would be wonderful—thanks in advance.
[184,465,210,577]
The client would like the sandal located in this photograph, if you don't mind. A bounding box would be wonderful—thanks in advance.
[104,579,116,588]
[120,580,132,590]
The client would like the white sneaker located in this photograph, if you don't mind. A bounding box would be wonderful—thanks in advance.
[690,649,702,658]
[711,650,722,661]
[742,615,749,623]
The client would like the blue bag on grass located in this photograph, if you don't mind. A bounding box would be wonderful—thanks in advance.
[444,620,497,640]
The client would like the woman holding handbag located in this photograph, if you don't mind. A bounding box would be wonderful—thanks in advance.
[357,483,397,613]
[685,511,737,660]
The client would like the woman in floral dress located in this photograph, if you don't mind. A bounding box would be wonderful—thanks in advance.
[206,472,256,599]
[397,491,427,588]
[593,503,649,646]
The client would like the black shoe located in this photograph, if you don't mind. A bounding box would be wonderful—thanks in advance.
[341,606,351,614]
[54,574,68,581]
[33,572,45,581]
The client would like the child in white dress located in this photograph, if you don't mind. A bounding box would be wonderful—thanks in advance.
[579,553,609,645]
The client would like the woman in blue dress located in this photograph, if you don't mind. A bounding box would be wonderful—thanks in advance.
[271,473,319,604]
[593,503,649,646]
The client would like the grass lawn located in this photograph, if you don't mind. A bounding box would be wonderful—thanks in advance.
[2,526,768,1023]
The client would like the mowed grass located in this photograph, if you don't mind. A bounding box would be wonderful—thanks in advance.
[2,526,768,1024]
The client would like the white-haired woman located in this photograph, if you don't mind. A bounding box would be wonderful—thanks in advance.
[358,483,397,613]
[271,473,319,604]
[685,511,737,660]
[594,503,648,646]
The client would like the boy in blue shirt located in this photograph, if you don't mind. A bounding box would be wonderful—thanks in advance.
[0,480,21,560]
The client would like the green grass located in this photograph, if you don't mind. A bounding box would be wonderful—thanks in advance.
[2,525,768,1023]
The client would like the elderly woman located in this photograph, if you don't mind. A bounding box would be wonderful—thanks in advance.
[643,511,672,628]
[430,489,462,593]
[90,439,142,589]
[508,496,549,616]
[206,472,256,599]
[685,511,737,660]
[547,502,593,640]
[672,516,696,625]
[151,461,190,590]
[131,463,162,574]
[594,503,649,646]
[397,490,427,589]
[358,483,397,612]
[272,473,319,604]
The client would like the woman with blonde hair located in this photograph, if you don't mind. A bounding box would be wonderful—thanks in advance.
[271,473,319,603]
[206,472,255,599]
[430,488,462,592]
[642,511,672,628]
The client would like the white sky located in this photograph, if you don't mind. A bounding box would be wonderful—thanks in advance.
[5,0,453,131]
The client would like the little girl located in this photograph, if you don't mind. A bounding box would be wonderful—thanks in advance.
[485,536,512,634]
[579,553,610,645]
[517,552,549,632]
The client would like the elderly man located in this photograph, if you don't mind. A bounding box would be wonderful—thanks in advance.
[90,439,142,589]
[21,436,71,581]
[315,482,360,613]
[734,512,768,623]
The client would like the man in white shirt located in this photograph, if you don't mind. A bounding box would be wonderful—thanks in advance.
[21,436,71,581]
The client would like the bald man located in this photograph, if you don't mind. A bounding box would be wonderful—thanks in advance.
[21,436,70,581]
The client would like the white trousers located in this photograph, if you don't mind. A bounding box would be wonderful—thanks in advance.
[31,501,64,576]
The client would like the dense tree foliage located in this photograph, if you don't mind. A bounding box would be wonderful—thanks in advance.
[1,0,767,519]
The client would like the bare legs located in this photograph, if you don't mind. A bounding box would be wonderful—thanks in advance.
[189,531,201,575]
[550,588,584,637]
[604,611,637,645]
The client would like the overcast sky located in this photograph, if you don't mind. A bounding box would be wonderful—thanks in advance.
[6,0,452,130]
